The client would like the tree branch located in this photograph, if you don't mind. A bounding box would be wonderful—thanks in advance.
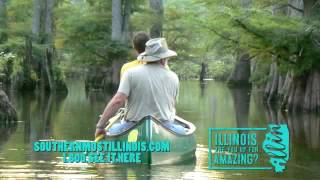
[264,3,304,13]
[286,4,304,13]
[233,19,265,39]
[79,43,109,61]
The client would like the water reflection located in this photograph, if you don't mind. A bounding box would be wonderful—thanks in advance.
[229,86,251,128]
[200,82,206,97]
[287,112,320,149]
[261,101,320,149]
[0,122,17,152]
[14,92,68,143]
[0,80,319,179]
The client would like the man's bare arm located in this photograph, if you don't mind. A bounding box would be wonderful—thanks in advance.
[96,92,127,129]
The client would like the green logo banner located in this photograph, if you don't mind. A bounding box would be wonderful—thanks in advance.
[208,124,289,173]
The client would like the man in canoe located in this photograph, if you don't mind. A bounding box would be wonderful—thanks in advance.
[120,31,169,78]
[95,38,180,138]
[120,31,150,78]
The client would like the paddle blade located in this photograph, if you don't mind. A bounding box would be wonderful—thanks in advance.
[95,134,105,142]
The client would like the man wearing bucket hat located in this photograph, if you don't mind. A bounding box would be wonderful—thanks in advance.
[95,38,179,137]
[120,32,169,78]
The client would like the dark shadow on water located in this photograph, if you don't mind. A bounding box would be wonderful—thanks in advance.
[229,86,251,129]
[200,82,207,98]
[287,112,320,149]
[12,90,68,143]
[261,101,320,150]
[85,89,112,104]
[0,122,17,151]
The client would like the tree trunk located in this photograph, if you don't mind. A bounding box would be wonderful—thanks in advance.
[268,63,279,102]
[279,72,292,110]
[0,0,11,88]
[110,61,122,87]
[277,74,285,96]
[279,0,319,112]
[264,63,274,99]
[44,48,55,91]
[121,0,131,44]
[31,0,44,90]
[25,38,33,77]
[227,1,252,87]
[288,0,304,16]
[280,70,320,113]
[227,52,251,86]
[16,37,36,91]
[111,0,132,43]
[44,0,54,45]
[0,89,17,122]
[263,0,303,109]
[262,1,303,104]
[0,0,7,43]
[264,60,281,102]
[303,70,320,112]
[149,0,163,38]
[303,0,317,17]
[288,75,308,112]
[110,0,132,87]
[32,0,42,40]
[43,0,55,91]
[111,0,123,42]
[199,62,207,83]
[240,0,251,8]
[264,103,278,124]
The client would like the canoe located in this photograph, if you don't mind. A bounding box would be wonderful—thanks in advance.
[104,115,197,165]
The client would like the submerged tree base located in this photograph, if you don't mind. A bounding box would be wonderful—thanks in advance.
[84,66,119,92]
[286,70,320,113]
[263,68,320,114]
[0,89,17,122]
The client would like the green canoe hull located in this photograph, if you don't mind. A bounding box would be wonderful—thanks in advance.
[105,116,196,165]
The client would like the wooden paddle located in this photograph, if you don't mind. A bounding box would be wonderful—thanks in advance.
[94,108,126,142]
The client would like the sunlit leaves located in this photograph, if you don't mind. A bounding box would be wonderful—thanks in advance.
[55,1,115,67]
[162,0,320,78]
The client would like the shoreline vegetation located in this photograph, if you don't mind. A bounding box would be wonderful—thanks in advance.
[1,0,320,122]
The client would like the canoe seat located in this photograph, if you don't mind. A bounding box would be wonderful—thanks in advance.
[161,120,189,135]
[106,120,136,136]
[106,117,194,137]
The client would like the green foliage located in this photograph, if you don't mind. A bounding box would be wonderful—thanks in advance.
[0,0,32,53]
[0,51,38,91]
[169,59,232,80]
[55,0,130,68]
[0,52,15,71]
[161,0,237,80]
[250,60,270,86]
[9,53,37,81]
[2,0,319,85]
[194,0,320,77]
[239,13,320,75]
[208,60,233,80]
[169,61,200,80]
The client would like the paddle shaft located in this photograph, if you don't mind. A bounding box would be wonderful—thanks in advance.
[94,112,123,142]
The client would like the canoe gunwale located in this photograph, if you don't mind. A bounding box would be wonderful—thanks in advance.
[105,115,196,138]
